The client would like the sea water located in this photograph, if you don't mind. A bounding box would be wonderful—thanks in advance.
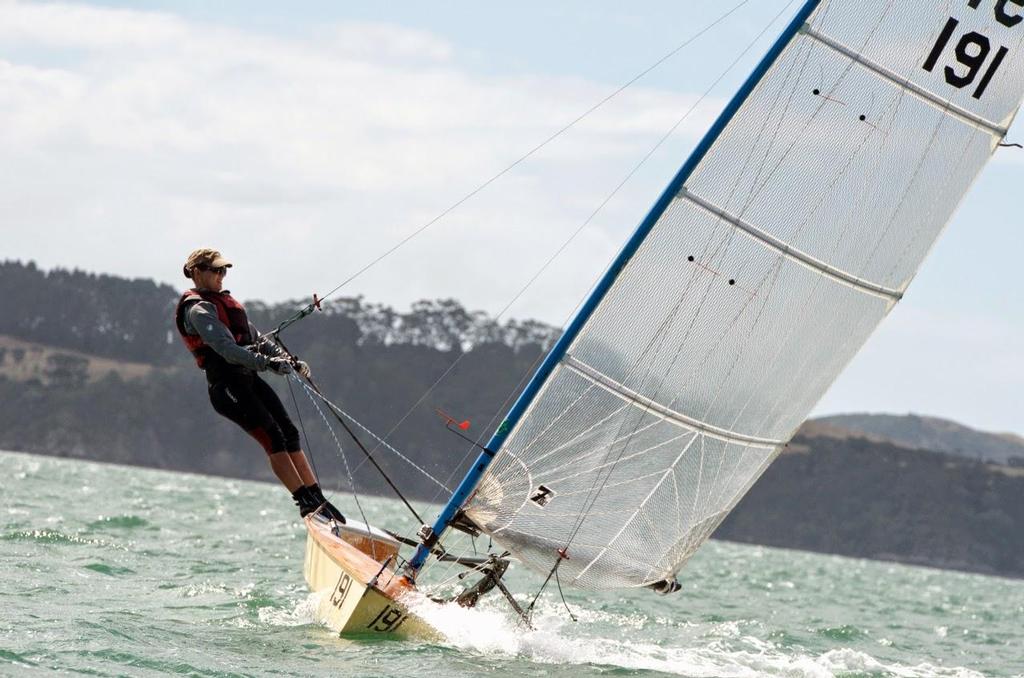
[1,450,1021,677]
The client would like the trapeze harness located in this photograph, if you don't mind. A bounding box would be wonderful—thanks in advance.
[174,289,299,455]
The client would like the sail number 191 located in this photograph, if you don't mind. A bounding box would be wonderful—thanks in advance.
[922,0,1021,100]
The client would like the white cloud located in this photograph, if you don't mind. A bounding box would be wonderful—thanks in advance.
[318,21,455,64]
[0,1,719,326]
[4,1,1017,434]
[0,1,189,50]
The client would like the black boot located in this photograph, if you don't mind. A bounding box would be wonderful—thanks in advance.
[308,484,346,524]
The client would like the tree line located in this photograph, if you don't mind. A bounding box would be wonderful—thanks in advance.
[3,259,1021,578]
[0,259,557,500]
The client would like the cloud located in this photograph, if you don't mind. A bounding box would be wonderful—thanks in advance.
[0,1,722,325]
[0,1,189,50]
[1,1,1020,435]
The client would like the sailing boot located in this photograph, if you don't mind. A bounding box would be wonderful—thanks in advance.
[308,484,346,524]
[291,486,319,518]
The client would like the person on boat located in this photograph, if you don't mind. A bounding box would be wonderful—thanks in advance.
[174,248,345,523]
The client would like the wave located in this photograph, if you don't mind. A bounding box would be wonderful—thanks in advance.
[403,593,986,678]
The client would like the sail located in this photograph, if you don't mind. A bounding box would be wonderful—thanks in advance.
[462,0,1024,589]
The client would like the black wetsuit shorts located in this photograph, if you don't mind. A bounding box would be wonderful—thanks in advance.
[208,372,300,454]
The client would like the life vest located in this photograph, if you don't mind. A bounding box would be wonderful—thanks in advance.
[174,289,253,370]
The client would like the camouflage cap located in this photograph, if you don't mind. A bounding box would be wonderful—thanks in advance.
[183,248,233,278]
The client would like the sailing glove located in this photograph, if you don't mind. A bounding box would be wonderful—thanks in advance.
[267,357,293,375]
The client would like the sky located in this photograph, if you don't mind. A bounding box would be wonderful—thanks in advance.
[1,0,1021,436]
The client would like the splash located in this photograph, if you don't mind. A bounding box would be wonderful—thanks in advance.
[403,593,986,678]
[257,592,324,628]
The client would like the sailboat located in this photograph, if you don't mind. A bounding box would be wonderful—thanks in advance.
[300,0,1024,636]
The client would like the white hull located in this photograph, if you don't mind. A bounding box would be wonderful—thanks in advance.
[303,515,437,639]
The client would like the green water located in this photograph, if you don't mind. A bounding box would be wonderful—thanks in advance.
[1,450,1021,677]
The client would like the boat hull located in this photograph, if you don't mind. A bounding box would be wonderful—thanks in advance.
[303,515,436,639]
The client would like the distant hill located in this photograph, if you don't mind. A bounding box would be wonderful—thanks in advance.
[717,429,1024,579]
[0,334,158,386]
[813,413,1024,466]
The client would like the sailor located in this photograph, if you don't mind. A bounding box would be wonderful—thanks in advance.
[174,248,345,523]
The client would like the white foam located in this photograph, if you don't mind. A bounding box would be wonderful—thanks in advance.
[403,594,986,678]
[257,592,323,627]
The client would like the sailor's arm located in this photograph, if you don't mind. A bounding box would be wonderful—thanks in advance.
[249,323,285,359]
[184,301,269,371]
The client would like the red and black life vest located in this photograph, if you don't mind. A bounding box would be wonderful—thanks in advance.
[174,289,253,370]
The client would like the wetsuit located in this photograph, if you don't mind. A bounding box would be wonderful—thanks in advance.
[175,289,298,455]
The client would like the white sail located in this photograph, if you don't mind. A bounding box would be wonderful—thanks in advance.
[462,0,1024,589]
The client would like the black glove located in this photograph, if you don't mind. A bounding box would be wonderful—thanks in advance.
[267,357,293,375]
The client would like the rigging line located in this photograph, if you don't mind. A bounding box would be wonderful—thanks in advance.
[276,4,773,516]
[306,0,756,306]
[554,567,578,623]
[298,375,426,525]
[285,374,321,481]
[296,379,451,493]
[483,0,798,567]
[318,2,764,490]
[524,555,564,625]
[299,376,373,529]
[348,109,680,486]
[558,0,800,554]
[422,0,801,513]
[999,142,1022,148]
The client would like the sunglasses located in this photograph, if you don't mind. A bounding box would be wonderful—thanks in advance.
[197,265,228,275]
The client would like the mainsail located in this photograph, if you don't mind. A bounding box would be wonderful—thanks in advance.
[411,0,1024,590]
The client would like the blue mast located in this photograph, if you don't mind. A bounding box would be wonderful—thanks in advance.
[405,0,824,577]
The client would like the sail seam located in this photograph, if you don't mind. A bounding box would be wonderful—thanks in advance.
[678,188,903,301]
[801,25,1007,138]
[562,355,783,448]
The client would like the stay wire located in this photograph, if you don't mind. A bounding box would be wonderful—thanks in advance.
[285,375,321,482]
[364,0,788,574]
[299,376,373,529]
[296,378,451,493]
[299,374,426,526]
[271,0,772,580]
[298,0,756,309]
[554,567,577,623]
[270,0,763,512]
[343,0,759,495]
[547,0,875,589]
[511,0,804,601]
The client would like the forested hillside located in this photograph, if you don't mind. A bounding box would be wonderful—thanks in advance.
[0,260,558,499]
[3,260,1022,578]
[718,432,1024,579]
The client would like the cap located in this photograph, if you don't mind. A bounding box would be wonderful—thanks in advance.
[183,248,233,278]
